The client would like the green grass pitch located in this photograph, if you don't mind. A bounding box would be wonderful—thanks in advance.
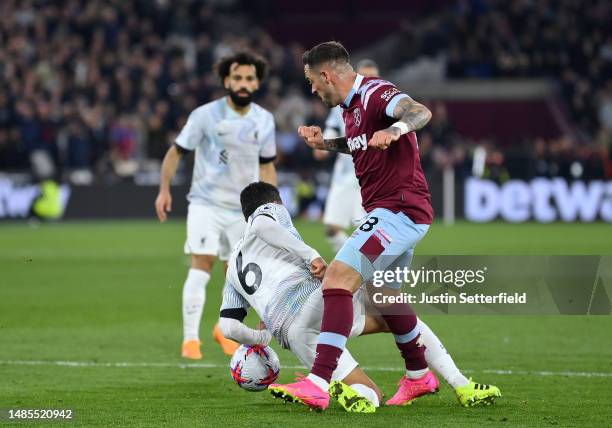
[1,220,611,427]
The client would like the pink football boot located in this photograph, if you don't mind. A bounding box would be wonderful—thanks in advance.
[386,371,440,406]
[269,375,330,411]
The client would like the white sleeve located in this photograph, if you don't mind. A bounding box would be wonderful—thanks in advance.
[218,317,272,345]
[251,213,320,263]
[323,106,345,139]
[220,281,250,313]
[175,109,204,151]
[258,112,276,159]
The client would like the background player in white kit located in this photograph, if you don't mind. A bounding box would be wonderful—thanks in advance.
[219,182,500,412]
[154,52,278,360]
[315,60,380,252]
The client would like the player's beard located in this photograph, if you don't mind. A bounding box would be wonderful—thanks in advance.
[321,97,334,107]
[228,88,253,107]
[319,89,336,108]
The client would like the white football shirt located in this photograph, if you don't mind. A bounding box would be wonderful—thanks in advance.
[221,202,321,348]
[175,97,276,211]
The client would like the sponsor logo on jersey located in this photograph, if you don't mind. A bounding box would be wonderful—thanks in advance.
[347,133,367,152]
[219,149,229,164]
[380,87,400,101]
[353,108,361,126]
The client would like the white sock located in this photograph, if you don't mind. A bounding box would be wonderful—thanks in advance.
[182,269,210,341]
[327,230,348,252]
[418,318,469,388]
[351,383,380,407]
[306,373,329,391]
[406,368,430,379]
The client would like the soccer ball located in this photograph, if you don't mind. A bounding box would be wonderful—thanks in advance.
[229,344,280,392]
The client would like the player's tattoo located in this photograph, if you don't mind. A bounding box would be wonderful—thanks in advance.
[392,96,432,133]
[321,137,350,154]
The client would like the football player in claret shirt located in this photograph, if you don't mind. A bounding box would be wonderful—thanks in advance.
[268,41,501,410]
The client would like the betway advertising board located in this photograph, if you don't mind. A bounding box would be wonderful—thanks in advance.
[465,178,612,223]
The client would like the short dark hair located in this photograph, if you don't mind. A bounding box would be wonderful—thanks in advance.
[302,41,350,68]
[214,51,269,82]
[240,182,282,220]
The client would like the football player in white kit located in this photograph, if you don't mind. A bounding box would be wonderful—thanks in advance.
[219,182,500,412]
[155,52,278,360]
[315,60,379,252]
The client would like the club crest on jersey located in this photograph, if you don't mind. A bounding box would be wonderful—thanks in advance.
[347,133,368,152]
[353,108,361,126]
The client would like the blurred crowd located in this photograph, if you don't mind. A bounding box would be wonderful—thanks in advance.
[0,0,611,188]
[392,0,612,180]
[0,0,315,182]
[447,0,611,139]
[417,102,609,184]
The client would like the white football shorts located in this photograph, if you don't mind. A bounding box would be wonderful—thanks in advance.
[286,287,366,381]
[184,203,245,260]
[323,180,365,229]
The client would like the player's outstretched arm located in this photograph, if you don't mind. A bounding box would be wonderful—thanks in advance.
[251,214,325,276]
[155,145,183,222]
[219,282,272,345]
[219,317,272,345]
[298,125,350,154]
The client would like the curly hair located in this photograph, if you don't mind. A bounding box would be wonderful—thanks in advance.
[214,51,269,82]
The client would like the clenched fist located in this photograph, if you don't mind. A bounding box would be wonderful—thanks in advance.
[298,125,324,150]
[367,126,402,150]
[310,257,328,280]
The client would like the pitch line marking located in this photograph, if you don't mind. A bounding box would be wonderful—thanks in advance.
[1,359,611,378]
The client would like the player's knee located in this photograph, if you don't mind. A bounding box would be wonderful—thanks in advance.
[322,260,362,292]
[376,316,391,333]
[362,315,391,334]
[191,254,215,272]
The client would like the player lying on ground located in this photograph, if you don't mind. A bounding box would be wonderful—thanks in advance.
[219,182,501,412]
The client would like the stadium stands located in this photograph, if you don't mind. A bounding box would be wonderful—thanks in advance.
[0,0,610,195]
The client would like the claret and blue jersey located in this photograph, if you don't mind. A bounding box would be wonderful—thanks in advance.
[341,74,433,225]
[334,74,434,281]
